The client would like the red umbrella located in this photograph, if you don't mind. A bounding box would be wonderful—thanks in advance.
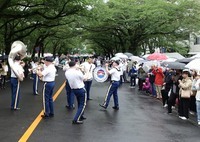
[147,53,168,61]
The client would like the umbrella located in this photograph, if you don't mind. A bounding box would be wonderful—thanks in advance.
[161,62,187,70]
[115,54,128,59]
[185,58,200,70]
[115,53,124,57]
[147,53,168,61]
[190,54,200,59]
[124,52,133,57]
[176,58,194,64]
[140,60,161,73]
[111,56,120,61]
[129,56,144,62]
[164,57,177,62]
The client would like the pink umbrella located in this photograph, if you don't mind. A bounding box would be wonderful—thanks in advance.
[147,53,168,61]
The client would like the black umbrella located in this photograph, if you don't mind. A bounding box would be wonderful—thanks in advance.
[176,58,194,64]
[161,62,187,70]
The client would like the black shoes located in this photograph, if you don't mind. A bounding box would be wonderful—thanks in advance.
[87,98,93,101]
[72,120,83,124]
[41,113,54,119]
[112,106,119,110]
[41,114,49,119]
[80,116,87,121]
[11,107,20,111]
[99,104,107,109]
[49,113,54,117]
[65,105,75,110]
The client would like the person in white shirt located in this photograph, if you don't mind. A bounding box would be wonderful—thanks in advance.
[37,56,56,118]
[10,56,24,110]
[65,61,87,124]
[122,59,128,82]
[30,58,39,95]
[54,55,59,71]
[63,60,75,109]
[99,60,121,110]
[96,58,101,67]
[194,71,200,125]
[119,61,124,85]
[81,58,95,100]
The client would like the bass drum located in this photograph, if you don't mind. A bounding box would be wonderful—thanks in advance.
[93,66,108,82]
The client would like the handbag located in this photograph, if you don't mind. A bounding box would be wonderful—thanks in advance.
[181,89,192,98]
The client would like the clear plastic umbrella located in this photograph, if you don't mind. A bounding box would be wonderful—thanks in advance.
[111,56,120,61]
[124,52,133,57]
[115,54,128,59]
[185,58,200,71]
[115,53,124,57]
[129,56,144,62]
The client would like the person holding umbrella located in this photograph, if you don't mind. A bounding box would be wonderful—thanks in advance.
[152,65,164,99]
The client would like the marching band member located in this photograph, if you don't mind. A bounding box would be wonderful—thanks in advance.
[99,60,121,110]
[30,58,39,95]
[10,56,24,110]
[65,61,87,124]
[63,60,75,109]
[37,56,56,118]
[81,58,95,100]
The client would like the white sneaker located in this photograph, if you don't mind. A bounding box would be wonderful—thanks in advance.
[163,104,168,108]
[189,111,195,115]
[179,116,183,119]
[181,117,187,120]
[172,106,175,109]
[198,122,200,125]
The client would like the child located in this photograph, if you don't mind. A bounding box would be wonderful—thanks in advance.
[142,77,151,93]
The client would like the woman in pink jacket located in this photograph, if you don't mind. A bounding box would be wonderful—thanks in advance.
[152,65,164,99]
[142,77,151,93]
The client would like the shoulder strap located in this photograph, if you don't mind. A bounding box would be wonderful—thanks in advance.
[114,67,120,72]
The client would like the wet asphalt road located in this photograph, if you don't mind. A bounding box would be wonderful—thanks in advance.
[0,70,200,142]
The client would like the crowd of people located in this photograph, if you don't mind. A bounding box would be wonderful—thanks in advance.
[125,59,200,125]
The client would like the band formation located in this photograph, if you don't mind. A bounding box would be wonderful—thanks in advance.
[0,41,200,126]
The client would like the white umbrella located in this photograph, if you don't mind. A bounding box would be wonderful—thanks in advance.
[137,60,160,73]
[190,54,200,59]
[185,58,200,71]
[116,54,128,59]
[115,53,124,57]
[124,52,133,57]
[129,56,144,62]
[111,56,120,61]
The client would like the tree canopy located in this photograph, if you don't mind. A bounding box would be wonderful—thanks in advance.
[0,0,200,57]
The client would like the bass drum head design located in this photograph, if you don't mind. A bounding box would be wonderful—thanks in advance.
[93,67,108,82]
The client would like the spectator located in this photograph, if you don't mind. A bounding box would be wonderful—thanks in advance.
[152,65,164,99]
[1,60,8,89]
[142,77,151,94]
[178,69,192,120]
[137,63,146,91]
[128,62,137,88]
[190,69,197,115]
[148,67,156,97]
[195,70,200,125]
